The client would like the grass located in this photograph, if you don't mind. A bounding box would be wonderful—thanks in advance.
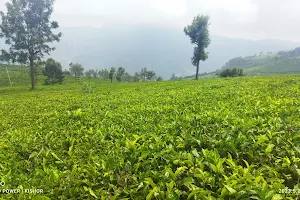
[0,75,300,199]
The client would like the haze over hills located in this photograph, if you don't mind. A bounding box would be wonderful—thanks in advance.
[2,25,300,78]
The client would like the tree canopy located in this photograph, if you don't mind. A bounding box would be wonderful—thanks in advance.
[116,67,126,82]
[218,68,244,78]
[43,58,64,85]
[69,63,84,79]
[0,0,62,89]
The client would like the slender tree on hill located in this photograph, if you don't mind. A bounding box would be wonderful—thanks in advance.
[184,15,211,80]
[0,0,62,89]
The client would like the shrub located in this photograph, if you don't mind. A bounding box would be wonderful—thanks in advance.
[218,68,244,77]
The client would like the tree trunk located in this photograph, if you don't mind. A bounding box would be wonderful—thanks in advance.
[29,58,35,90]
[196,60,200,80]
[111,78,112,83]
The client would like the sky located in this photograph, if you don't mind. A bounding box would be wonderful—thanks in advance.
[0,0,300,41]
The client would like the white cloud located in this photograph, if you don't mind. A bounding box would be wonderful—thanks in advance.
[54,0,105,15]
[153,0,187,17]
[53,0,188,27]
[185,0,258,24]
[1,0,300,40]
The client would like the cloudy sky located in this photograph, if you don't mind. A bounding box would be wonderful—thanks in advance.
[1,0,300,41]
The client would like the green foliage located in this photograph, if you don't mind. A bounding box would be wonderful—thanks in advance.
[43,58,64,85]
[116,67,126,82]
[63,69,71,76]
[98,69,110,80]
[145,70,156,81]
[69,63,84,79]
[133,72,140,82]
[0,75,299,199]
[157,76,163,81]
[0,64,47,87]
[85,69,98,79]
[82,81,96,93]
[170,74,183,81]
[109,67,116,83]
[184,14,211,79]
[218,68,244,78]
[139,68,157,82]
[140,67,147,82]
[0,0,61,89]
[222,47,300,74]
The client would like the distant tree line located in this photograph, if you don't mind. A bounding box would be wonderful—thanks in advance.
[64,64,163,83]
[170,74,183,81]
[0,56,164,85]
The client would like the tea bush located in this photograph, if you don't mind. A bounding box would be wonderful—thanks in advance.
[0,75,299,199]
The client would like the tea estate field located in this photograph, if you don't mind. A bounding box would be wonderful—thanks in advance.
[0,75,300,200]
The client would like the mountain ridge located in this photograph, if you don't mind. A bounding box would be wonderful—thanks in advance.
[1,25,300,78]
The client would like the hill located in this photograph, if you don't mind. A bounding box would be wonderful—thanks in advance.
[221,47,300,76]
[181,47,300,79]
[2,25,299,79]
[51,26,300,78]
[2,26,300,79]
[0,65,31,87]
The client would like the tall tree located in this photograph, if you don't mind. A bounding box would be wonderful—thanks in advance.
[0,0,62,89]
[63,69,71,76]
[43,58,64,85]
[184,15,210,80]
[98,69,109,80]
[92,69,98,78]
[69,63,84,79]
[109,67,116,83]
[116,67,125,82]
[145,70,156,81]
[85,70,92,79]
[156,76,163,81]
[133,72,140,82]
[0,50,10,63]
[85,69,97,79]
[123,72,130,82]
[140,67,147,82]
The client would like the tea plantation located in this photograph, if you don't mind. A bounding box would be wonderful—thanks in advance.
[0,75,300,199]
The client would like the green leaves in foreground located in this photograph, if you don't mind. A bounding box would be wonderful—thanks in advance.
[0,75,299,199]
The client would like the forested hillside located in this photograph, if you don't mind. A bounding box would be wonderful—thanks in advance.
[220,47,300,75]
[3,26,299,78]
